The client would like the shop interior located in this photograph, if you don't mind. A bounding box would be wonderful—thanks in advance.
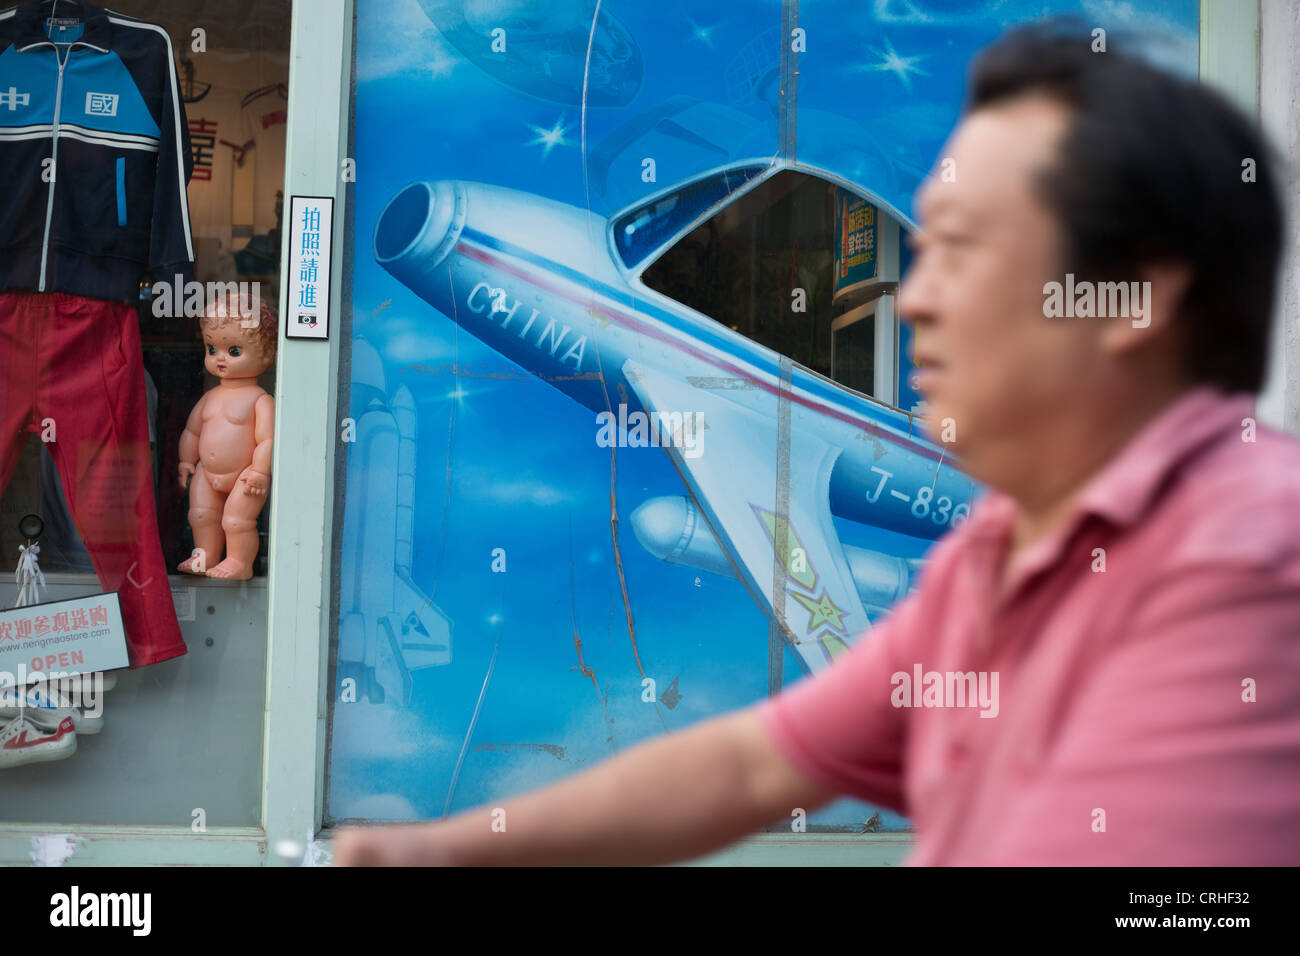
[2,0,291,578]
[641,169,902,405]
[0,0,291,821]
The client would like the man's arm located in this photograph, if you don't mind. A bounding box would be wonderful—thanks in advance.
[332,706,838,866]
[334,569,933,866]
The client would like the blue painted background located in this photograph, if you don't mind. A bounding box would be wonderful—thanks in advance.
[326,0,1197,828]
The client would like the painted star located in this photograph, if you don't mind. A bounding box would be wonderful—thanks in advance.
[791,589,847,633]
[857,37,930,90]
[525,114,574,161]
[687,17,718,48]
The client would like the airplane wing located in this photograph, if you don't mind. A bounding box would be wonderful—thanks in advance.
[623,360,870,676]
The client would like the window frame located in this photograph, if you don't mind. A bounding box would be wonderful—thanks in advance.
[0,0,1250,869]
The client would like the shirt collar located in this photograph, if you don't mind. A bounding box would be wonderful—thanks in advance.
[1076,386,1255,527]
[965,386,1255,596]
[13,1,111,54]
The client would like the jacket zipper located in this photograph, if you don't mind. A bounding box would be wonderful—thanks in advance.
[38,44,70,293]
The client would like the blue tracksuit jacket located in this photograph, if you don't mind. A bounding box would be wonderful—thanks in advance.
[0,1,194,302]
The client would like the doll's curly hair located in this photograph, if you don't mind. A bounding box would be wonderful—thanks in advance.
[200,287,279,364]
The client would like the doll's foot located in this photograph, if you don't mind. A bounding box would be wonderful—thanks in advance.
[206,558,252,580]
[178,550,209,574]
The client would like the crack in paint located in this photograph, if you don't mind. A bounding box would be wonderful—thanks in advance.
[768,357,792,695]
[474,742,570,760]
[398,363,603,384]
[579,0,667,736]
[442,620,501,819]
[570,516,617,748]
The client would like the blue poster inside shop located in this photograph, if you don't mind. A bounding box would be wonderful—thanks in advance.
[834,191,878,295]
[328,0,1199,830]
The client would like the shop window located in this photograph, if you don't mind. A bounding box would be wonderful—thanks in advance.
[640,169,873,395]
[612,165,766,271]
[831,308,875,397]
[0,0,290,823]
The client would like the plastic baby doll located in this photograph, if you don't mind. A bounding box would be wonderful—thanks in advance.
[177,292,277,579]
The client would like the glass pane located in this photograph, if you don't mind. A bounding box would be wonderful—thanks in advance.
[641,169,875,395]
[833,314,875,396]
[0,0,291,823]
[326,0,972,840]
[613,165,766,270]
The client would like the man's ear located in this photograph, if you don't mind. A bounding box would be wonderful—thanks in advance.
[1099,260,1192,357]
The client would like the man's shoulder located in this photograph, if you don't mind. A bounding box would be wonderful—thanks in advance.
[1152,420,1300,569]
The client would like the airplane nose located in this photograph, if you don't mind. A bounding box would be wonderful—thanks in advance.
[374,181,467,284]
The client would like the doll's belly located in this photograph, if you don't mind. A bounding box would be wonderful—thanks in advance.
[198,422,256,479]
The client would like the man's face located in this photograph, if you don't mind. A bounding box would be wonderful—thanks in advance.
[898,94,1103,484]
[203,323,263,380]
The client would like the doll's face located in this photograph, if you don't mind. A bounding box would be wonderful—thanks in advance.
[203,324,268,380]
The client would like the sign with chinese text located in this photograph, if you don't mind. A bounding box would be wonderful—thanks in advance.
[0,592,129,681]
[287,195,334,340]
[833,189,878,297]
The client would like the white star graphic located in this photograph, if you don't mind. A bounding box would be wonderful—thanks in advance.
[687,17,718,48]
[525,114,574,161]
[856,37,930,90]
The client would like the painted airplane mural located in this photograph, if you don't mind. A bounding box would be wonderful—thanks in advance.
[328,0,1199,824]
[372,165,974,677]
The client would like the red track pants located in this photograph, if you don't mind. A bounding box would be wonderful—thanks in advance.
[0,291,186,668]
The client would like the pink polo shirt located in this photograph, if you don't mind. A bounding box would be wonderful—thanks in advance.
[758,387,1300,865]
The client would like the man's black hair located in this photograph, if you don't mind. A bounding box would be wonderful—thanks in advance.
[967,20,1284,394]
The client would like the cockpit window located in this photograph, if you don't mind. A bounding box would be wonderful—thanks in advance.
[641,169,877,395]
[612,165,766,271]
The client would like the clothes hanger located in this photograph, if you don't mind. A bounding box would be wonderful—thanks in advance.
[34,0,89,13]
[30,1,90,23]
[178,48,213,103]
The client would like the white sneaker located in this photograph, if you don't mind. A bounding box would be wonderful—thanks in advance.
[0,714,76,768]
[0,683,102,735]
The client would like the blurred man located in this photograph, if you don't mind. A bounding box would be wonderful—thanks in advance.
[335,22,1298,866]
